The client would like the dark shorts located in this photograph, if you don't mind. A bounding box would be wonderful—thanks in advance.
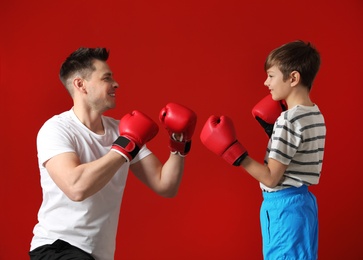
[29,239,95,260]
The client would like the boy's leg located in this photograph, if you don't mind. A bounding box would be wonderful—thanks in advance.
[260,186,318,260]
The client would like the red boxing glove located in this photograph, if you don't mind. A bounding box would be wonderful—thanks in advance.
[200,115,248,166]
[251,95,287,137]
[159,103,197,156]
[112,110,159,161]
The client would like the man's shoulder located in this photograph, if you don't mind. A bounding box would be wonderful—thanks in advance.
[38,110,78,138]
[102,114,119,129]
[41,110,72,127]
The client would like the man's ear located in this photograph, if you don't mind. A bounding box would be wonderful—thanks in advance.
[290,71,300,87]
[73,77,87,93]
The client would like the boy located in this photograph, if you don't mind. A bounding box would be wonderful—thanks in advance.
[200,40,326,259]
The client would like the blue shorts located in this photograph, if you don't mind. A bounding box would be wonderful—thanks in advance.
[260,185,318,260]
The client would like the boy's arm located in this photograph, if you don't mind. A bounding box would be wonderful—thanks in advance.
[200,114,286,188]
[240,156,287,188]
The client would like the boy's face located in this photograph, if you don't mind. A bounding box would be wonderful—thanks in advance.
[264,65,291,101]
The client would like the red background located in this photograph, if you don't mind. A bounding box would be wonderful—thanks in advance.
[1,0,363,259]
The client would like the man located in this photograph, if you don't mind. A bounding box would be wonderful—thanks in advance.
[29,47,197,260]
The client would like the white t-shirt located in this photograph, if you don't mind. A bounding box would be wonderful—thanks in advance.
[30,108,152,260]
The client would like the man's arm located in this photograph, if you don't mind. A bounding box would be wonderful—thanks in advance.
[45,151,126,201]
[130,153,184,198]
[45,110,159,202]
[129,102,197,197]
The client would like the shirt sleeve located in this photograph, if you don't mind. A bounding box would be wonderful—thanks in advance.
[37,119,76,167]
[130,144,152,164]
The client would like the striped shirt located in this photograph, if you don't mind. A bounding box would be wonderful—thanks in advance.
[260,104,326,192]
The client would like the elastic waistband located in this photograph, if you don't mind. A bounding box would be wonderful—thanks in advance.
[262,185,308,200]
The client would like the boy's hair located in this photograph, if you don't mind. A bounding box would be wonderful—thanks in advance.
[264,40,320,91]
[59,47,109,94]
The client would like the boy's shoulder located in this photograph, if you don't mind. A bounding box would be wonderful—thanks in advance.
[280,104,324,131]
[285,104,321,118]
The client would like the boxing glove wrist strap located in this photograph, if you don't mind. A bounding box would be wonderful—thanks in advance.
[233,151,249,166]
[169,138,192,156]
[111,136,140,161]
[222,141,248,166]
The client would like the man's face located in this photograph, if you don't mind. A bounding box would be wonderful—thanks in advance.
[83,60,119,112]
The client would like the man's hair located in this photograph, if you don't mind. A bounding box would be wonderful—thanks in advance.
[59,47,109,94]
[264,40,321,91]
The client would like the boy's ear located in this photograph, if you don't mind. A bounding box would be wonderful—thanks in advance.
[290,71,300,87]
